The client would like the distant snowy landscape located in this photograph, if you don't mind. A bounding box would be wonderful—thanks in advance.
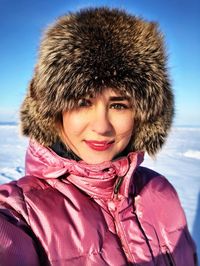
[0,123,199,258]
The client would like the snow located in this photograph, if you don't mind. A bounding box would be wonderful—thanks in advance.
[0,124,199,258]
[183,150,200,160]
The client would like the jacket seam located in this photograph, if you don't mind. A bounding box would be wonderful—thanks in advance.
[18,185,32,227]
[49,250,105,263]
[113,200,135,264]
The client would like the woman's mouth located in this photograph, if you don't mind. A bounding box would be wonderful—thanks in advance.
[84,140,114,151]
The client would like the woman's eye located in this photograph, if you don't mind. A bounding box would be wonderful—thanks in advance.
[110,103,129,110]
[77,99,92,107]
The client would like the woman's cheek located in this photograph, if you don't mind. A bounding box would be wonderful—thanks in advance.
[66,113,89,134]
[115,114,134,135]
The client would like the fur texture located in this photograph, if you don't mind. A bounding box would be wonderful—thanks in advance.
[20,7,174,155]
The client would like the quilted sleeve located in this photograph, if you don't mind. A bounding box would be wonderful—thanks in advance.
[0,211,41,266]
[0,181,41,266]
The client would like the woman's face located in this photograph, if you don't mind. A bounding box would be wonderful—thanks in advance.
[61,88,135,164]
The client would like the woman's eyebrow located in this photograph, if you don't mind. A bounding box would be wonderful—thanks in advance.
[109,96,130,101]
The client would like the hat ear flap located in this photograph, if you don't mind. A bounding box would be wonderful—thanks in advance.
[133,120,169,156]
[20,78,59,146]
[132,99,174,156]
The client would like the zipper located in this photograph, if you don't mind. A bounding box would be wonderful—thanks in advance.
[114,176,123,195]
[112,200,135,263]
[109,176,135,264]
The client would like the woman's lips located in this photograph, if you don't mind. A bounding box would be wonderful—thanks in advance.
[85,140,114,151]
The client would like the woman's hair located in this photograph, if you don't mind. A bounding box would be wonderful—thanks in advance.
[20,7,174,156]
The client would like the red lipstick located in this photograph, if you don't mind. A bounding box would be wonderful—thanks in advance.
[85,140,114,151]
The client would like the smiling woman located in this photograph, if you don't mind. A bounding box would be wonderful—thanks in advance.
[0,7,197,266]
[61,88,135,164]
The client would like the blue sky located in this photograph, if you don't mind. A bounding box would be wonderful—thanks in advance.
[0,0,199,126]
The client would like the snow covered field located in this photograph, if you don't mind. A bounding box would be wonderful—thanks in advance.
[0,124,199,258]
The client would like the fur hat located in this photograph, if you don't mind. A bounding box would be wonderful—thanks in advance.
[20,7,174,156]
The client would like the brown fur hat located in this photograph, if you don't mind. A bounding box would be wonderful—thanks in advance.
[20,7,174,156]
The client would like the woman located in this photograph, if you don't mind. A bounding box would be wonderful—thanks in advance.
[0,7,197,266]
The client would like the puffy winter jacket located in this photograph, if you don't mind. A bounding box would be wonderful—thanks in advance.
[0,140,197,265]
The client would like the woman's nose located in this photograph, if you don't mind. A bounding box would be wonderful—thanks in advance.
[90,109,113,135]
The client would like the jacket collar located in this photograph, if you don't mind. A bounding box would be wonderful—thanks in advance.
[25,140,144,199]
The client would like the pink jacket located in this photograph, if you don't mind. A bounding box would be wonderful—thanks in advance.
[0,140,197,265]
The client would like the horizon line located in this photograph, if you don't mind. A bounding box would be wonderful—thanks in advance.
[0,121,200,128]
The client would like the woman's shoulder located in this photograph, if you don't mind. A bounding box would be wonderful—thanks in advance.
[134,166,187,228]
[0,175,52,211]
[0,175,55,228]
[134,166,178,198]
[0,175,49,195]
